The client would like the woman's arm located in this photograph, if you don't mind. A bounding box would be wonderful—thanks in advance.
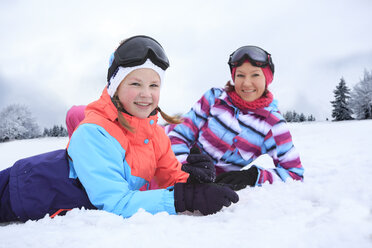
[259,120,304,185]
[167,88,218,163]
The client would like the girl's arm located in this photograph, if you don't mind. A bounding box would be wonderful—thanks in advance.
[68,124,177,218]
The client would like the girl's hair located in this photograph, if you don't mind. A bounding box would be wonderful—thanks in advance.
[157,106,183,125]
[224,80,268,96]
[112,92,183,132]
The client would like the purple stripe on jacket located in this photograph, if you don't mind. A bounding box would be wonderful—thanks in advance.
[274,131,293,146]
[202,128,232,153]
[234,136,261,158]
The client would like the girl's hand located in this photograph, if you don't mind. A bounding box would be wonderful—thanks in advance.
[181,147,216,183]
[173,182,239,215]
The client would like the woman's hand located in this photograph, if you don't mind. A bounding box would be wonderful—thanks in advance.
[215,166,258,191]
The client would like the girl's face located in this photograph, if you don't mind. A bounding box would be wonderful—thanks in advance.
[117,68,161,119]
[234,62,266,102]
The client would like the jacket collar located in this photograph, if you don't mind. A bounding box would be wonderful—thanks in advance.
[217,88,278,118]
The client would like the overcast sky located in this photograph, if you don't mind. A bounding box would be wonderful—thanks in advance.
[1,0,371,128]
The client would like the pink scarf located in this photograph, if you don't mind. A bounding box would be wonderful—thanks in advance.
[227,90,273,110]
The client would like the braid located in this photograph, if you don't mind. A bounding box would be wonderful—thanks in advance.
[112,93,134,132]
[157,107,183,124]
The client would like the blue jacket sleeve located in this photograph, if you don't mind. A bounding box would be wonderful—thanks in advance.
[67,124,176,218]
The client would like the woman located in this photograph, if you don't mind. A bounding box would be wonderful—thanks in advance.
[166,45,304,190]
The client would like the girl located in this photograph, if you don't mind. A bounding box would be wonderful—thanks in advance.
[166,45,304,190]
[0,36,238,223]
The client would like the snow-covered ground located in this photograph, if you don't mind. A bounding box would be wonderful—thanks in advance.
[0,120,372,248]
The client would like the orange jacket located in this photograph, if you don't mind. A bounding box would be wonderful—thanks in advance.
[67,88,188,217]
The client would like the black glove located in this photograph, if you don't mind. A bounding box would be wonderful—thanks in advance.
[173,183,239,215]
[181,147,216,183]
[215,166,259,191]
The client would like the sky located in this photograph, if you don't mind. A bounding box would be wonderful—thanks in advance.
[0,0,372,128]
[1,120,372,247]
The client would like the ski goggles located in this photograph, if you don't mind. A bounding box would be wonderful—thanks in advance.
[107,35,170,81]
[228,45,275,74]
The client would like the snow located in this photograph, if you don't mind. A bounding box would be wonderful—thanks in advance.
[1,120,372,248]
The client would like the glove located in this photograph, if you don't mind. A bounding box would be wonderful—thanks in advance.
[173,183,239,215]
[215,166,259,191]
[181,146,216,183]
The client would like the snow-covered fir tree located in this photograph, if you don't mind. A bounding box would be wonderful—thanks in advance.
[283,110,315,122]
[284,111,294,122]
[330,77,353,121]
[43,125,68,137]
[0,104,41,142]
[307,114,316,121]
[299,113,306,122]
[349,70,372,120]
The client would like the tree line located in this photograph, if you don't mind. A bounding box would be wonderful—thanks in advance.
[283,111,316,122]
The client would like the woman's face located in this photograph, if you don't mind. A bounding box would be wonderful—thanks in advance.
[234,62,266,102]
[117,68,161,119]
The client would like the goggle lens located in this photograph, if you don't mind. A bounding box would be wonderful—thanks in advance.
[108,35,169,81]
[115,36,169,69]
[228,46,274,74]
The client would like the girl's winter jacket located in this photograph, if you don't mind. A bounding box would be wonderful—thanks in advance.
[67,88,189,218]
[166,88,304,185]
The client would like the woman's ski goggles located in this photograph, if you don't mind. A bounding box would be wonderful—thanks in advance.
[107,35,170,81]
[228,45,274,74]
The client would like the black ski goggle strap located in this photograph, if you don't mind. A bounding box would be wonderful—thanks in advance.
[107,35,170,82]
[228,45,275,74]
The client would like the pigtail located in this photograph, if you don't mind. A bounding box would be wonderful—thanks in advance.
[157,107,183,124]
[112,93,134,132]
[117,111,134,133]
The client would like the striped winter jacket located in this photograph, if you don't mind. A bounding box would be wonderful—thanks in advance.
[166,87,304,185]
[67,88,189,218]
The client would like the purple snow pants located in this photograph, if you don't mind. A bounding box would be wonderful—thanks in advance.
[0,167,17,222]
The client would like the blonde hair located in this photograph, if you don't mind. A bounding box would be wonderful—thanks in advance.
[112,93,182,132]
